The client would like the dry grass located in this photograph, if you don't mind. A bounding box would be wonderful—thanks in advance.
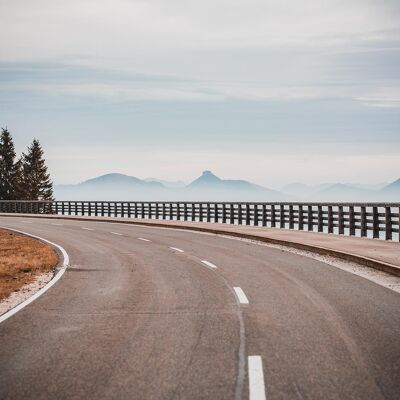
[0,229,58,302]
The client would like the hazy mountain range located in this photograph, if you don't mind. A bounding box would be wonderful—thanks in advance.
[54,171,400,202]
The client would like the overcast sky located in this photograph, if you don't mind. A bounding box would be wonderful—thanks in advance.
[0,0,399,187]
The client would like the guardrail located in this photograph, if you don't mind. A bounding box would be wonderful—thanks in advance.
[0,200,399,241]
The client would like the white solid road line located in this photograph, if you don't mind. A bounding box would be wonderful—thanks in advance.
[111,231,123,236]
[138,237,151,242]
[169,247,184,253]
[0,226,70,324]
[248,356,266,400]
[81,227,93,231]
[233,287,249,304]
[201,260,218,269]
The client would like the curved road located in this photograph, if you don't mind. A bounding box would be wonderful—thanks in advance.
[0,216,399,400]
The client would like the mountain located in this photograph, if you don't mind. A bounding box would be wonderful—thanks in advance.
[184,170,285,201]
[351,182,388,191]
[282,180,399,201]
[54,171,287,201]
[83,173,162,187]
[382,178,400,193]
[188,170,266,190]
[281,183,330,198]
[54,171,399,202]
[313,183,377,201]
[144,178,186,188]
[55,173,167,200]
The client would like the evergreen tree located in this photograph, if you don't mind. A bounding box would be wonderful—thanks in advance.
[0,128,18,200]
[21,139,54,200]
[13,157,25,200]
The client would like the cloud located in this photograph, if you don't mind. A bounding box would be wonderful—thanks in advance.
[1,1,399,105]
[0,1,399,184]
[1,0,399,64]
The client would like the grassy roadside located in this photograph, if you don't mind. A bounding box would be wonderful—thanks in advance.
[0,229,58,302]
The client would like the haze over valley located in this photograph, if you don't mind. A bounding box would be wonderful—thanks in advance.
[55,170,400,201]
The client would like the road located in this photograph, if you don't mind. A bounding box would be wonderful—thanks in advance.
[0,216,399,400]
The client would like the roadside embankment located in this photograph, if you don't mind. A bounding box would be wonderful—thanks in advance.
[0,228,58,303]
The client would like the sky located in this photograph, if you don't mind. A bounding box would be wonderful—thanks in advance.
[0,0,399,188]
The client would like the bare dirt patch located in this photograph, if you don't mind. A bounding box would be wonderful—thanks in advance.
[0,229,58,302]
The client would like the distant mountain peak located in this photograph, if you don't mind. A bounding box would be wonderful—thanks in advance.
[201,170,220,180]
[382,178,400,192]
[79,172,163,187]
[189,170,222,186]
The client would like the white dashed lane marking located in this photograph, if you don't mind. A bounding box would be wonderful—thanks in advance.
[248,356,266,400]
[138,237,151,242]
[233,287,249,304]
[201,260,218,269]
[111,232,123,236]
[169,247,184,253]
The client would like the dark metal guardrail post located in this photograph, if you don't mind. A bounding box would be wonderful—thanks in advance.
[238,204,243,225]
[254,204,259,227]
[182,203,186,221]
[245,204,250,226]
[307,205,313,231]
[298,205,304,230]
[280,204,285,229]
[271,205,276,228]
[317,205,323,232]
[162,203,166,220]
[191,203,195,221]
[289,205,294,230]
[140,202,144,219]
[155,202,159,220]
[199,203,203,222]
[372,206,379,239]
[349,206,355,236]
[338,206,344,234]
[133,202,137,218]
[222,203,227,224]
[261,204,266,227]
[230,203,234,224]
[385,206,392,241]
[360,206,367,237]
[327,206,333,233]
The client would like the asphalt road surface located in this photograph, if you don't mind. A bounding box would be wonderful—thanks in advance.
[0,216,399,400]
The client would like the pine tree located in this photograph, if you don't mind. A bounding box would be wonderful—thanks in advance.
[13,157,25,200]
[21,139,54,200]
[0,128,18,200]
